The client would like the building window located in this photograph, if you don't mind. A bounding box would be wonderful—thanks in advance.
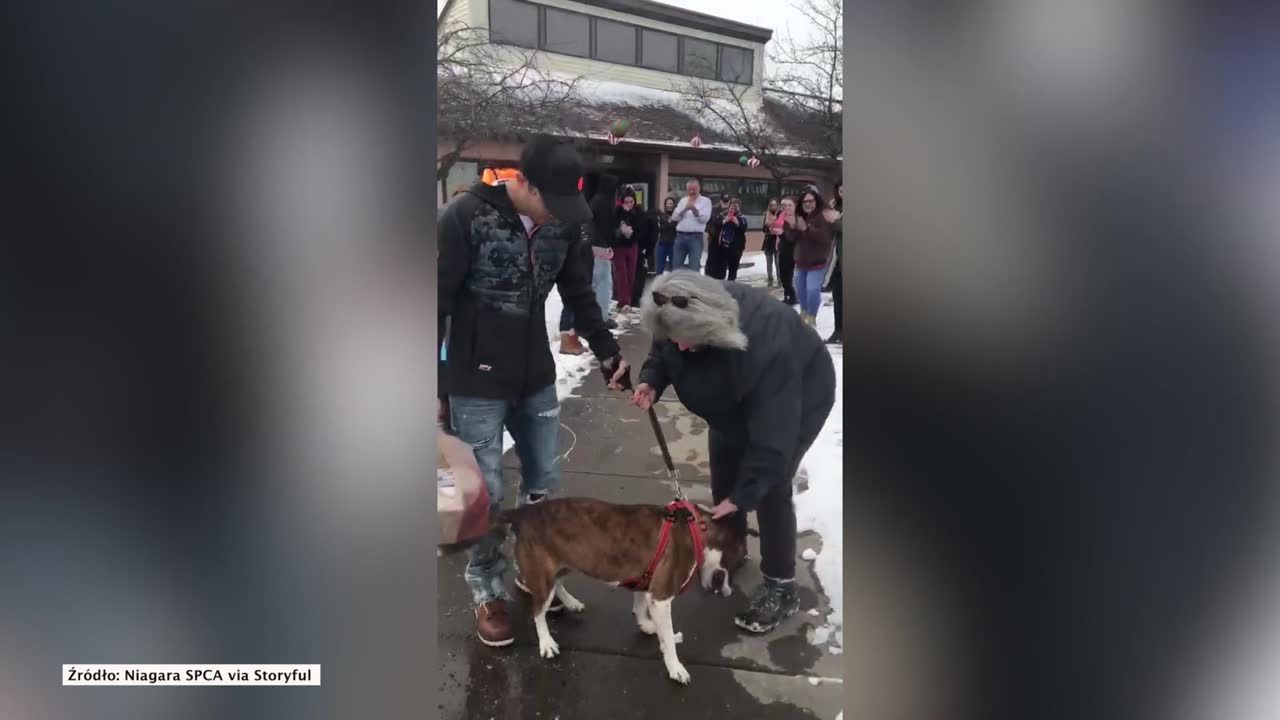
[719,45,753,84]
[681,37,719,80]
[594,18,638,65]
[640,29,678,72]
[488,0,539,50]
[488,1,755,84]
[544,7,590,58]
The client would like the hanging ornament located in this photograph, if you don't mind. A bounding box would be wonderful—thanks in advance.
[746,156,761,168]
[689,133,703,148]
[608,118,632,139]
[738,154,749,166]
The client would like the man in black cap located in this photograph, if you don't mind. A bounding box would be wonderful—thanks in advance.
[438,135,631,648]
[704,193,733,278]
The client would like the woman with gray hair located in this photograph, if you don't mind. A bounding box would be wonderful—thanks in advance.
[631,271,836,633]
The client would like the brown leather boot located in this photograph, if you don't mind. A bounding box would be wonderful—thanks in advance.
[559,331,585,355]
[475,599,514,647]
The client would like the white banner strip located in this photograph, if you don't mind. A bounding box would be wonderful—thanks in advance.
[63,665,321,686]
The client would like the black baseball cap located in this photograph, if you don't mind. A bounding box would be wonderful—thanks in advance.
[519,136,592,225]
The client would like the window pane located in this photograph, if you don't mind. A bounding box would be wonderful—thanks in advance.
[682,37,718,79]
[668,175,695,197]
[595,19,637,65]
[737,180,773,216]
[544,7,590,57]
[641,29,678,72]
[719,45,753,84]
[488,0,538,49]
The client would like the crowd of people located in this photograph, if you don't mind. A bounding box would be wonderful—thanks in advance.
[439,137,839,648]
[551,175,843,352]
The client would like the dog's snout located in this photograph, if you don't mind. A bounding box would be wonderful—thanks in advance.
[711,569,726,593]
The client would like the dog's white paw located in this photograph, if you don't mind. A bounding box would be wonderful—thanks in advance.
[638,619,658,635]
[539,637,561,658]
[673,631,683,644]
[666,662,691,684]
[563,598,586,613]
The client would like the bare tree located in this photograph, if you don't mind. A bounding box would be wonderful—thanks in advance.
[674,78,804,184]
[436,21,584,202]
[766,0,843,164]
[674,0,842,184]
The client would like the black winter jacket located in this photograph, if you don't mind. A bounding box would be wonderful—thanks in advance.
[638,283,834,511]
[438,181,620,400]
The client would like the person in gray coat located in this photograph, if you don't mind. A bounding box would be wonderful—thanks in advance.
[630,270,836,633]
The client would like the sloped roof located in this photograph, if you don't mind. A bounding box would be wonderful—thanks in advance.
[445,77,839,163]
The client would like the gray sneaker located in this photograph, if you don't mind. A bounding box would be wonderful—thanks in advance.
[733,580,799,633]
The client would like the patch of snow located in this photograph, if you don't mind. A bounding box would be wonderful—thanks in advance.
[835,713,843,720]
[829,645,842,655]
[807,608,821,617]
[736,253,845,651]
[808,677,821,686]
[501,289,601,454]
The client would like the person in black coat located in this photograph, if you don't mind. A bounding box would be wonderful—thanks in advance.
[631,270,836,634]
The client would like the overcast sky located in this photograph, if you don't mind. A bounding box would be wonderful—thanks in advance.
[436,0,830,74]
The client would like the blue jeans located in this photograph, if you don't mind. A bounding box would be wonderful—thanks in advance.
[673,232,703,272]
[655,242,674,273]
[794,267,826,317]
[593,256,613,318]
[560,256,614,331]
[450,384,561,605]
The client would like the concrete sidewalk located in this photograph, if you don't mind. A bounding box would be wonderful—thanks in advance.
[438,271,842,719]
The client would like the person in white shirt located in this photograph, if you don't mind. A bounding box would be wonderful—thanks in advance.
[670,179,713,272]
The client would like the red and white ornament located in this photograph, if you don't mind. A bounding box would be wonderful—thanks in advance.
[746,155,761,168]
[689,134,703,148]
[606,132,620,145]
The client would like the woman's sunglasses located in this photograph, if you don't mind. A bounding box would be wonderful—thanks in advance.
[652,291,695,309]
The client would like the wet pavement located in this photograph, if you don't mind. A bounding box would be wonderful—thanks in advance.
[439,269,843,719]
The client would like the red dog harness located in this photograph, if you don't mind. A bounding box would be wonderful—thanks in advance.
[620,499,705,594]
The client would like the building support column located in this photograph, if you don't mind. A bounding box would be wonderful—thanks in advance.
[657,152,670,208]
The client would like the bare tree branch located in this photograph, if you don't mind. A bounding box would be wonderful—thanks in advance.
[436,20,585,200]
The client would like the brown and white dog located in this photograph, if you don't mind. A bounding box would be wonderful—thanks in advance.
[499,497,747,684]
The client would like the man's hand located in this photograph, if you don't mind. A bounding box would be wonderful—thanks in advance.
[602,355,632,391]
[710,498,739,519]
[631,383,657,410]
[795,216,808,231]
[822,208,841,223]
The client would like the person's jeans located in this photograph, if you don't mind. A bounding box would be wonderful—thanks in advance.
[450,384,562,606]
[673,231,703,272]
[765,251,776,285]
[655,242,674,273]
[593,256,613,319]
[794,267,826,317]
[560,256,614,330]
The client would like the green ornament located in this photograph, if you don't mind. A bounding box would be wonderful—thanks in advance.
[608,119,632,138]
[739,154,749,165]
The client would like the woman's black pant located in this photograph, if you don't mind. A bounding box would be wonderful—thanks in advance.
[725,242,745,281]
[708,350,836,580]
[829,259,842,332]
[778,242,796,302]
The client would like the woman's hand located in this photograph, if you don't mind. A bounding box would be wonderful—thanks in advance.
[710,498,739,519]
[631,383,657,410]
[822,208,841,223]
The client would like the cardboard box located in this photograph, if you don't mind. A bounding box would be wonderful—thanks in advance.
[438,426,490,547]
